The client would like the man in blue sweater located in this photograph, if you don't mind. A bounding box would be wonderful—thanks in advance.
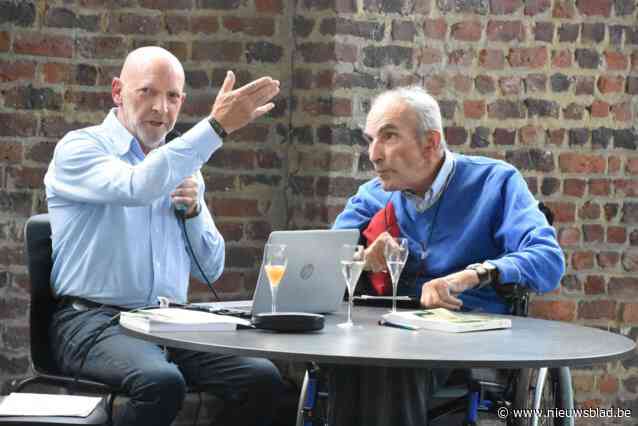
[329,87,565,425]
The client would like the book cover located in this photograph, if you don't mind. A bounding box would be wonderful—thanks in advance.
[120,308,251,332]
[380,308,512,333]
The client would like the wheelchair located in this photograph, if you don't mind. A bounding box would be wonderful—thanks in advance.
[295,287,574,426]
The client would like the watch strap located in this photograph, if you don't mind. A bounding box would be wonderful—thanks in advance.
[208,117,228,139]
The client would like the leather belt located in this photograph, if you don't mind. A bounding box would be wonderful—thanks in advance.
[57,296,129,312]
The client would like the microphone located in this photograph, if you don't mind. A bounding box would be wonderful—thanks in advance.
[174,203,188,218]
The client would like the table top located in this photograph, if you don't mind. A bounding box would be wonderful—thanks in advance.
[122,305,636,369]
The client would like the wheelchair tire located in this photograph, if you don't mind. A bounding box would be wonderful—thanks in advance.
[509,367,567,426]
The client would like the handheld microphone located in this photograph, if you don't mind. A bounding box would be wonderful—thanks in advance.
[175,203,188,218]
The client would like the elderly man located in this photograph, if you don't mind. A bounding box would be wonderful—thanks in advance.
[330,87,565,425]
[44,46,284,426]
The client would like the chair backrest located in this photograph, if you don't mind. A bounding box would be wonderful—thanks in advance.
[24,213,59,375]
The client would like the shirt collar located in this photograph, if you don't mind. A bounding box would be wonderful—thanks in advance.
[403,150,455,213]
[103,108,161,159]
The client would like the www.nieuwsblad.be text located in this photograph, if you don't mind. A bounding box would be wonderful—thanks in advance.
[497,406,633,420]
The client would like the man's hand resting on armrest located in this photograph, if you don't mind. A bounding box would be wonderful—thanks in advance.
[420,270,480,310]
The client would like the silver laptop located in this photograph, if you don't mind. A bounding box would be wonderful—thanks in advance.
[200,229,359,315]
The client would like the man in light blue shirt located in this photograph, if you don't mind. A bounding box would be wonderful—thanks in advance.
[45,46,284,426]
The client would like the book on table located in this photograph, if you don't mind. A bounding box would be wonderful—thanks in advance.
[380,308,512,333]
[120,308,251,332]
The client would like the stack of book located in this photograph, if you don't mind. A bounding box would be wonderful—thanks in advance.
[120,308,251,332]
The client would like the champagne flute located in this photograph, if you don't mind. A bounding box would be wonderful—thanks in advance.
[338,244,365,328]
[384,237,409,313]
[264,243,287,313]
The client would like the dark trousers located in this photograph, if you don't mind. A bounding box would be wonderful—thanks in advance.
[50,305,284,426]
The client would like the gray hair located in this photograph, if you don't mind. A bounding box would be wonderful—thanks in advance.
[372,86,447,151]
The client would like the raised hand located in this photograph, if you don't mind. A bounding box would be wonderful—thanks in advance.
[210,71,280,134]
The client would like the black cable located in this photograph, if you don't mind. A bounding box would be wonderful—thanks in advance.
[176,211,220,301]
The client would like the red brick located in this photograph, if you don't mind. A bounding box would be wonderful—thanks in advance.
[5,166,47,189]
[622,303,638,322]
[424,74,446,96]
[519,125,544,145]
[615,179,638,197]
[627,158,638,175]
[588,178,610,196]
[584,275,605,295]
[597,251,619,269]
[14,32,73,58]
[302,97,351,117]
[0,31,9,52]
[479,49,505,70]
[192,41,242,62]
[0,61,35,82]
[0,113,37,137]
[598,375,619,394]
[633,51,638,71]
[559,153,606,174]
[223,17,275,36]
[551,49,572,68]
[563,178,586,196]
[191,16,219,34]
[26,141,56,163]
[255,0,284,13]
[612,102,632,122]
[597,75,625,94]
[525,0,551,15]
[211,198,260,218]
[605,51,628,70]
[607,226,627,244]
[590,100,609,118]
[578,300,616,320]
[608,157,621,174]
[553,0,575,17]
[558,227,580,246]
[0,142,23,162]
[109,13,161,34]
[463,100,485,119]
[548,129,565,146]
[76,36,128,59]
[544,201,575,222]
[582,224,604,243]
[604,202,619,221]
[423,18,446,40]
[416,47,443,65]
[508,47,547,68]
[529,300,576,321]
[486,20,525,42]
[490,0,522,14]
[452,75,472,93]
[64,90,114,112]
[579,201,600,220]
[609,277,638,298]
[577,0,613,16]
[451,21,482,42]
[448,49,474,67]
[572,251,594,270]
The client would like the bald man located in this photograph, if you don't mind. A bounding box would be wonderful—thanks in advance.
[44,47,284,426]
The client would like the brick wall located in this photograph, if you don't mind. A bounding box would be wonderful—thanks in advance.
[1,0,637,423]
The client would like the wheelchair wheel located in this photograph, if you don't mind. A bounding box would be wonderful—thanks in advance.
[510,367,568,426]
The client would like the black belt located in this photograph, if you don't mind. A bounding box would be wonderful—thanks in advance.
[57,296,129,312]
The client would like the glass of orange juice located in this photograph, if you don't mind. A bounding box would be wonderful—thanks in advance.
[264,243,287,313]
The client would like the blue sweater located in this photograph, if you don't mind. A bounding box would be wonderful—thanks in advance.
[333,154,565,313]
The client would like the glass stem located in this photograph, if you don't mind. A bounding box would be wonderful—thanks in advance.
[271,286,278,313]
[392,279,398,313]
[347,295,353,323]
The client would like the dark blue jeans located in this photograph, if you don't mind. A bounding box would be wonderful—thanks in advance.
[50,305,284,426]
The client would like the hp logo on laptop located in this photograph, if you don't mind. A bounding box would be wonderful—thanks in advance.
[300,264,314,280]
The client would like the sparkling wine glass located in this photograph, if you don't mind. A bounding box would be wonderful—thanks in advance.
[264,243,287,313]
[338,244,365,328]
[384,237,409,313]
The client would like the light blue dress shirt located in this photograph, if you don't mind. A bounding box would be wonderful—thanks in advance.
[403,150,455,213]
[44,109,225,308]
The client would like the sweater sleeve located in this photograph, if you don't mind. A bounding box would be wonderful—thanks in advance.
[488,171,565,294]
[332,182,383,230]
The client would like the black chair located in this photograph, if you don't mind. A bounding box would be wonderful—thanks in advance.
[14,214,215,425]
[11,214,119,421]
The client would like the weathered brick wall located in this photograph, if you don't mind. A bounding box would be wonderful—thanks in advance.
[1,0,637,423]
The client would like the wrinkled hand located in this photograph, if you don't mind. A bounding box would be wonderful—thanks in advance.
[210,71,280,134]
[363,232,395,272]
[420,271,479,310]
[171,176,199,218]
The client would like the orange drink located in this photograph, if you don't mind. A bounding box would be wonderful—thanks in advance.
[265,265,286,287]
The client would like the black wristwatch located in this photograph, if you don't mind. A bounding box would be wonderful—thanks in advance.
[208,117,228,139]
[466,262,499,289]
